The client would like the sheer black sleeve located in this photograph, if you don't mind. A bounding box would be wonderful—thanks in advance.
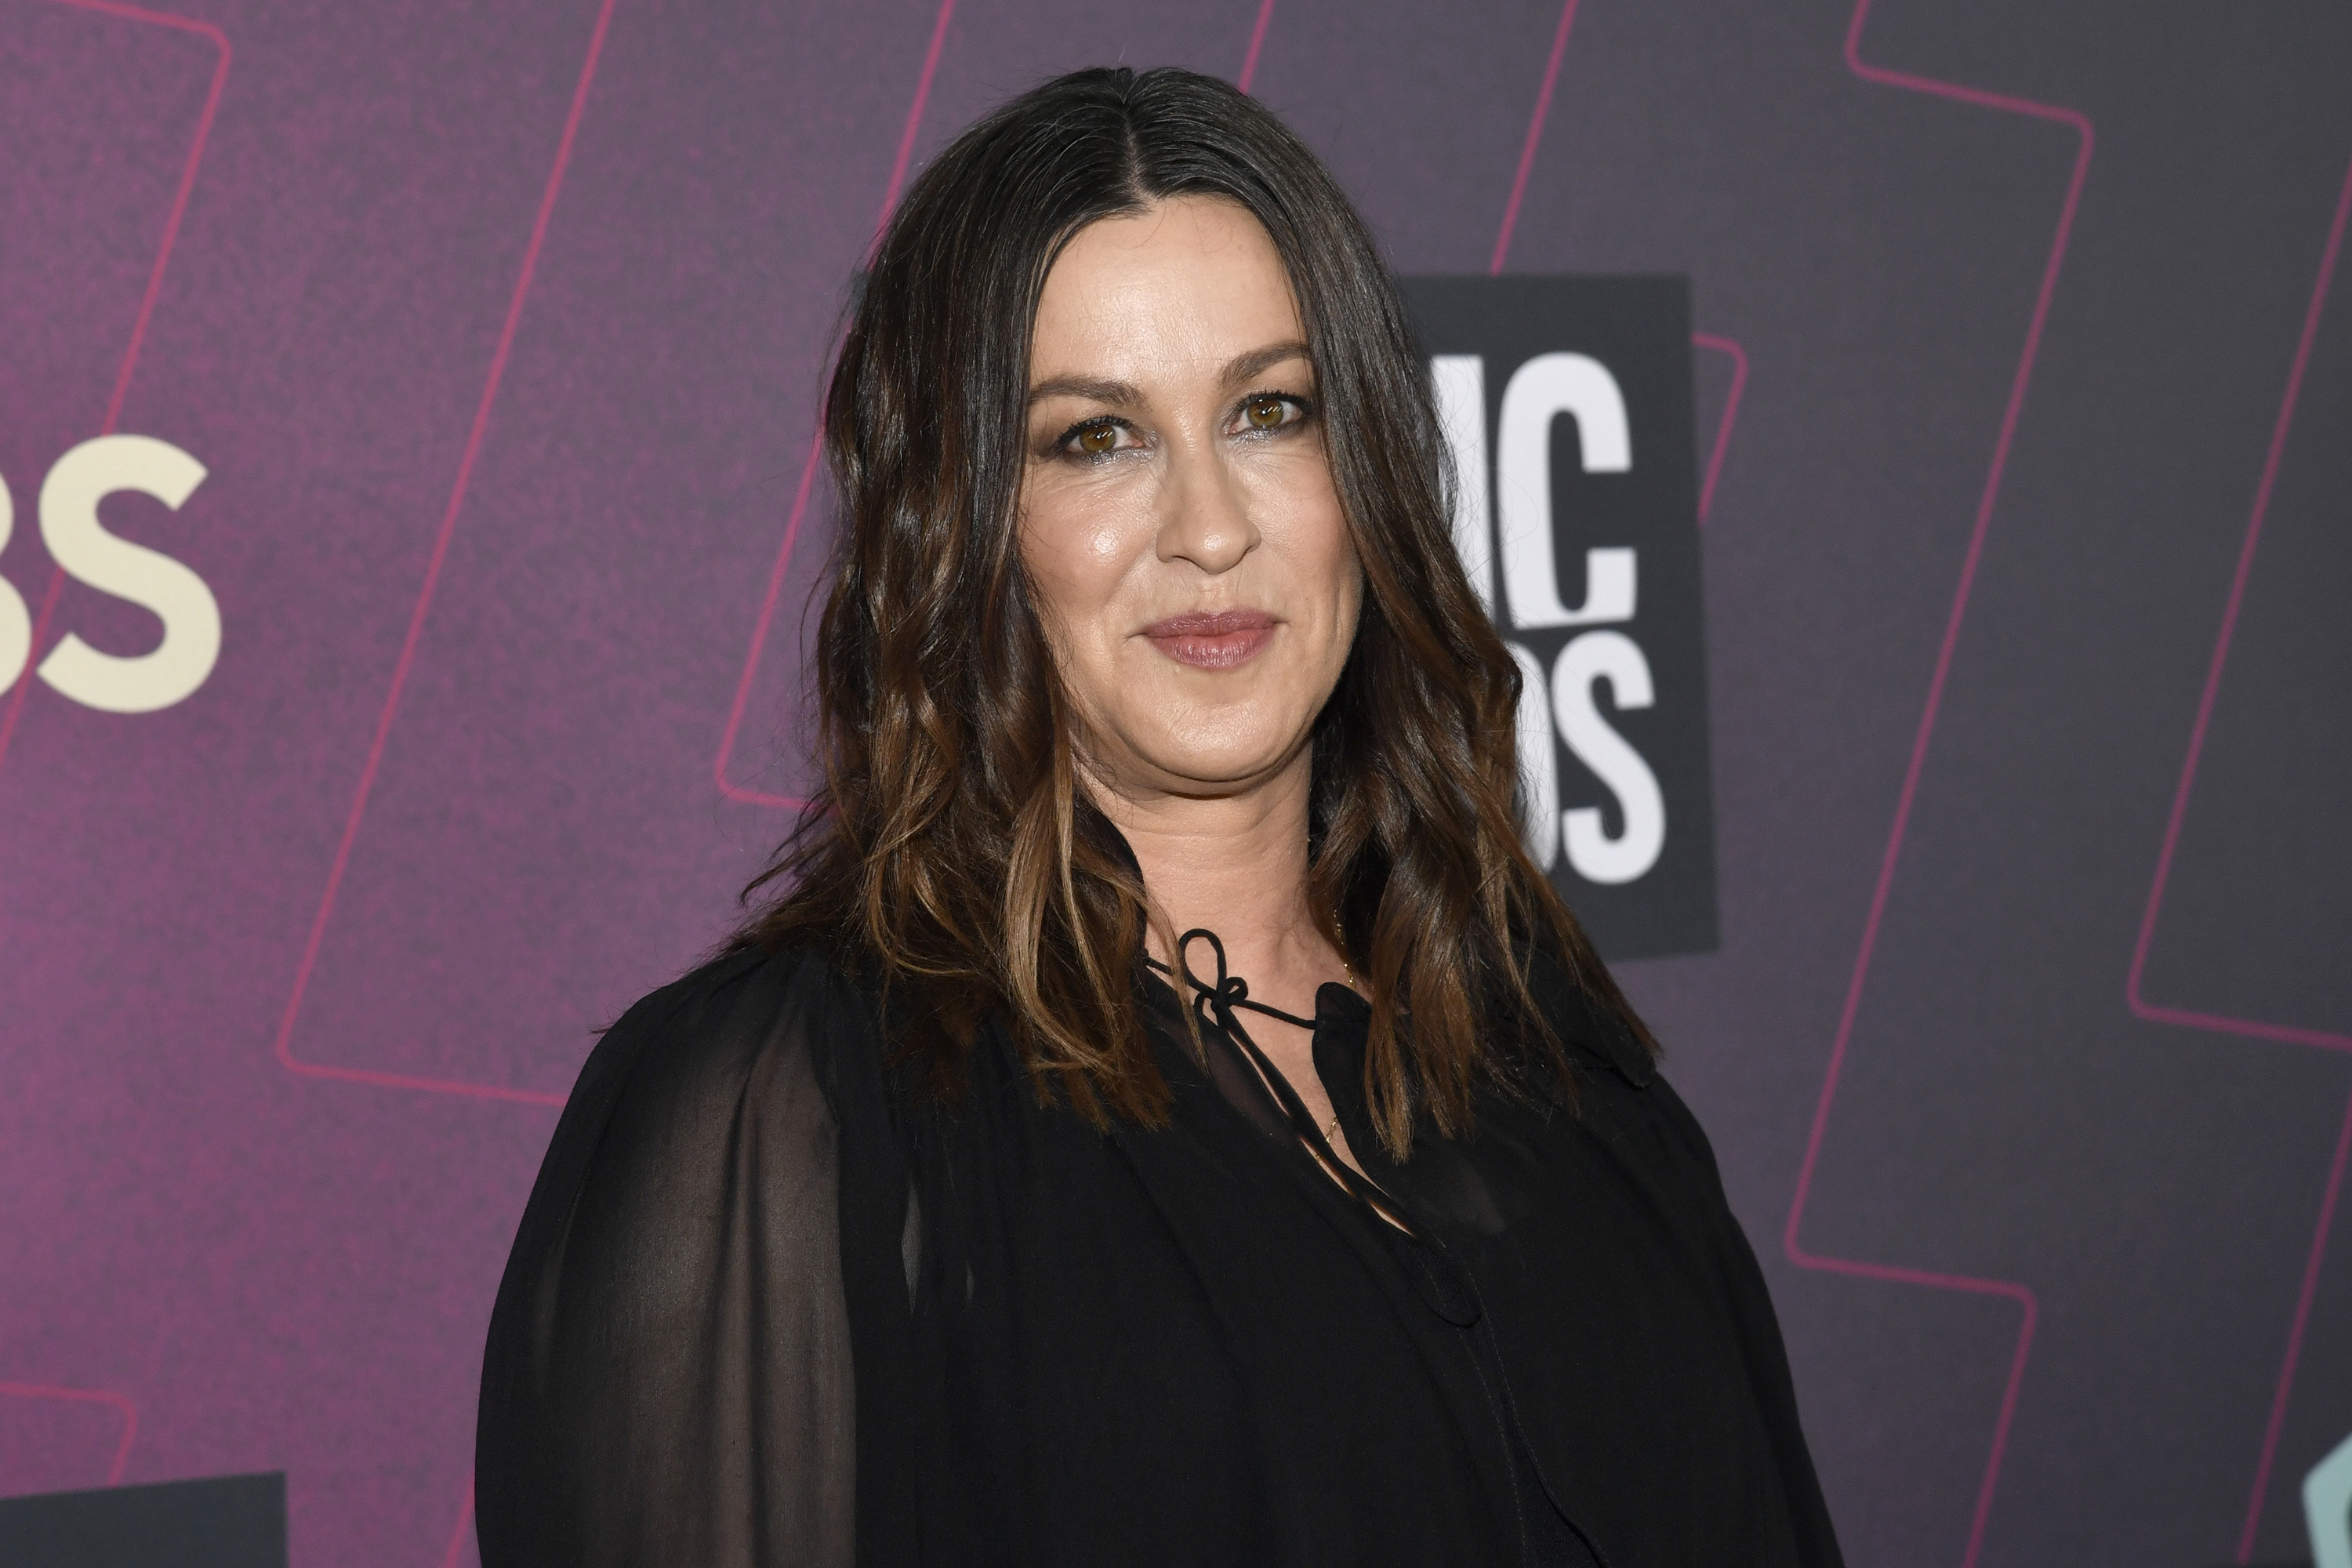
[476,947,861,1568]
[1647,1074,1846,1567]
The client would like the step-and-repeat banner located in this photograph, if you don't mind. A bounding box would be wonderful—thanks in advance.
[2,2,2348,1563]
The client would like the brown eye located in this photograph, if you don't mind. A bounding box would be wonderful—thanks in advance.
[1076,424,1120,455]
[1245,396,1287,430]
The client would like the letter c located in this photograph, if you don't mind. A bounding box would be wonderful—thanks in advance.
[1497,352,1635,631]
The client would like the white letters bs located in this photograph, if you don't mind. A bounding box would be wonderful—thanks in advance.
[1436,354,1665,886]
[0,435,218,713]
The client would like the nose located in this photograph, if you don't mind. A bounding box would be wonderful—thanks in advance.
[1154,439,1261,574]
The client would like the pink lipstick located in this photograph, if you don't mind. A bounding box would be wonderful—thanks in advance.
[1142,609,1278,670]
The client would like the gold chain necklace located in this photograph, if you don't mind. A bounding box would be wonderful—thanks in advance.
[1324,919,1356,1144]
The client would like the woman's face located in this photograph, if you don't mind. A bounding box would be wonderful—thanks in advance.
[1018,195,1361,802]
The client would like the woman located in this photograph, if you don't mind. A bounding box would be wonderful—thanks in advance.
[477,65,1841,1568]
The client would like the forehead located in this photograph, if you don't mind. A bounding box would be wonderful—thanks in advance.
[1030,196,1304,376]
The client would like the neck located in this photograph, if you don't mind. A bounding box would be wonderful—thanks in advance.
[1085,747,1346,1015]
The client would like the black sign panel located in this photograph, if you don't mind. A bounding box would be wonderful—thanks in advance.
[0,1472,287,1568]
[1402,277,1718,959]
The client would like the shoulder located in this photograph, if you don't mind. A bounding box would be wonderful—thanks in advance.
[1515,946,1736,1183]
[550,942,889,1186]
[1519,945,1657,1092]
[492,942,899,1324]
[481,941,887,1509]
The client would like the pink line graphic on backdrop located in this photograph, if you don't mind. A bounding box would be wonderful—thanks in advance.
[2239,1097,2352,1559]
[1780,6,2092,1566]
[1236,0,1276,95]
[872,0,959,245]
[0,0,230,779]
[712,0,958,811]
[0,1381,138,1486]
[270,0,621,1108]
[2112,148,2352,1563]
[2124,151,2352,1059]
[0,0,225,1489]
[438,1479,477,1568]
[1490,0,1581,278]
[1486,0,1751,526]
[1690,330,1748,523]
[711,426,826,810]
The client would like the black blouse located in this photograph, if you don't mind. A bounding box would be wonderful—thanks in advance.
[477,935,1843,1567]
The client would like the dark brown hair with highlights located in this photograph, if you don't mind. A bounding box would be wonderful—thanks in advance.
[739,64,1654,1155]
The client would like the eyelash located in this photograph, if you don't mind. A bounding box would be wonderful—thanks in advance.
[1231,390,1316,437]
[1050,390,1317,462]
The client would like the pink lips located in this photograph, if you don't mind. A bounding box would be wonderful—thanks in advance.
[1142,608,1278,670]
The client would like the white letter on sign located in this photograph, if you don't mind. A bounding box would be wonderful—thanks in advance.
[1508,640,1559,870]
[1497,352,1635,631]
[38,435,218,714]
[0,473,32,688]
[1432,354,1494,617]
[1553,630,1664,884]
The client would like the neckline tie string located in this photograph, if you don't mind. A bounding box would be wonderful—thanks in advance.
[1146,928,1412,1231]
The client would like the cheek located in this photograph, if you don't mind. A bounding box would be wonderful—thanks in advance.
[1018,478,1152,643]
[1258,458,1360,629]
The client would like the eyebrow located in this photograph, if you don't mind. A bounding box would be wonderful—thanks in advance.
[1024,339,1314,410]
[1025,373,1141,410]
[1221,339,1312,387]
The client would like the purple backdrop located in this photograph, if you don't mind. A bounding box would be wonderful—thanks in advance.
[3,2,2348,1564]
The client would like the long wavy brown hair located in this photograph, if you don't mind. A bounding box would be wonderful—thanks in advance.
[739,65,1654,1156]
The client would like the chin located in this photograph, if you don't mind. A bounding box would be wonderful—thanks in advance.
[1126,727,1305,793]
